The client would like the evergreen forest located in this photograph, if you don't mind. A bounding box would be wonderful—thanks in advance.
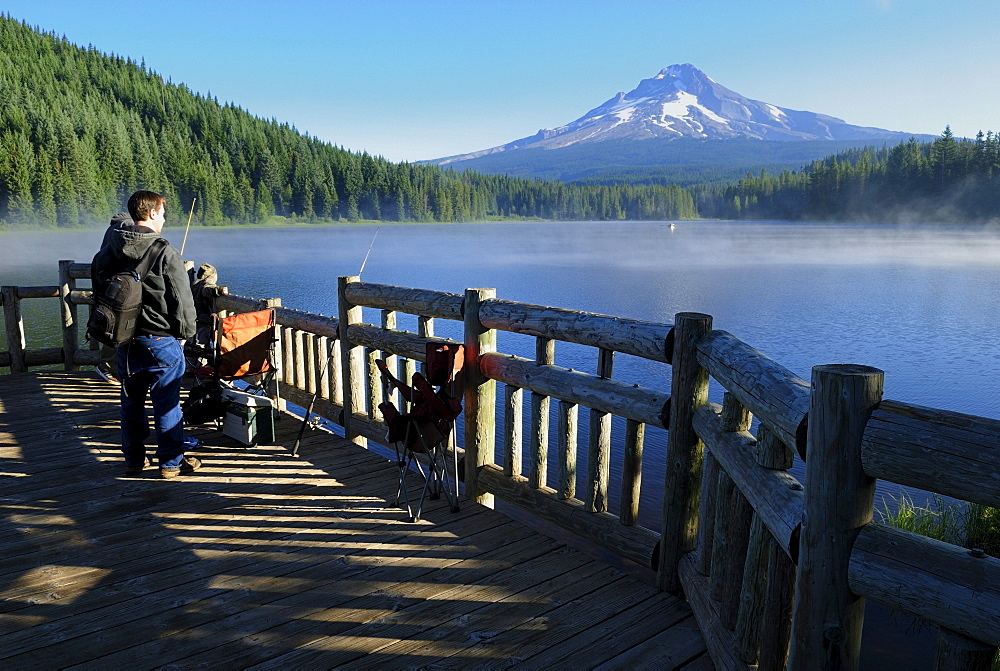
[698,129,1000,222]
[1,14,998,229]
[0,15,695,229]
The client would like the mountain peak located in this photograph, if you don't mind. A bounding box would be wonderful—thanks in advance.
[656,63,703,80]
[430,65,923,165]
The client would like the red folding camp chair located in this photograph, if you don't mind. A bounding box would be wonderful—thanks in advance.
[376,342,464,522]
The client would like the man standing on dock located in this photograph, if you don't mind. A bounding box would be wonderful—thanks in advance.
[91,190,200,478]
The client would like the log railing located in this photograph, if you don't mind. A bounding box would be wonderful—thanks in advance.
[3,265,998,671]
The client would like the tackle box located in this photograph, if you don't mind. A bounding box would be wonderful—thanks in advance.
[221,388,275,446]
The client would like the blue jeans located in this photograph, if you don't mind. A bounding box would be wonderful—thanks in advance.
[118,336,186,470]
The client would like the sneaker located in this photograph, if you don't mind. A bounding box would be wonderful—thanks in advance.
[96,362,120,385]
[125,457,151,476]
[159,456,203,479]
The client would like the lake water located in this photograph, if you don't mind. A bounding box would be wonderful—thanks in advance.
[3,220,998,667]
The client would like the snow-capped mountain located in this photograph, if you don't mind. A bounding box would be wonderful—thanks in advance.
[431,64,920,165]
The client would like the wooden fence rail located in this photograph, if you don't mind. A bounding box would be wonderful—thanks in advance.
[2,265,998,671]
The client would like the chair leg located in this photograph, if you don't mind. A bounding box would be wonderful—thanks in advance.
[394,422,433,522]
[393,422,462,522]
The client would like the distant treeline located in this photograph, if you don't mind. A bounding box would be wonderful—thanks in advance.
[0,15,696,228]
[431,138,897,188]
[696,128,1000,222]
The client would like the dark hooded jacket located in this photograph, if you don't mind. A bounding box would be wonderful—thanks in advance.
[91,223,196,340]
[101,211,133,248]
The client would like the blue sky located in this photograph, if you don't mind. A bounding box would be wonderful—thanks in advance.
[4,0,998,162]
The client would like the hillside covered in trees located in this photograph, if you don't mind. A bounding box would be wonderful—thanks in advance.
[0,15,697,228]
[697,128,1000,222]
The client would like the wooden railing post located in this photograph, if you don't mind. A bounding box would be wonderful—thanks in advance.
[760,534,797,671]
[315,334,330,403]
[529,337,554,489]
[586,348,614,512]
[503,385,523,477]
[735,424,792,669]
[737,425,794,667]
[329,337,343,406]
[620,418,645,526]
[338,276,367,447]
[293,329,307,391]
[657,312,712,593]
[463,287,496,507]
[366,347,381,420]
[381,310,398,408]
[711,394,754,628]
[789,364,883,671]
[303,332,316,396]
[2,286,27,374]
[416,315,433,379]
[59,260,78,371]
[280,325,293,388]
[695,446,721,576]
[557,399,578,500]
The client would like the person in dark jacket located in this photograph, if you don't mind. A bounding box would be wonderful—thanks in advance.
[92,190,200,479]
[187,263,228,371]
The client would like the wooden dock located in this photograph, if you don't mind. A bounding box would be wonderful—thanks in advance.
[0,371,710,670]
[5,269,998,669]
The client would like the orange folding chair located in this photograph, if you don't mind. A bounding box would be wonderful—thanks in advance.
[212,309,278,387]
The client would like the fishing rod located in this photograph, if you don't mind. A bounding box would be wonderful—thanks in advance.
[292,226,381,457]
[358,226,380,276]
[179,198,197,256]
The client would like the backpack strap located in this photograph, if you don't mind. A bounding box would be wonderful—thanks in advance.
[134,238,169,280]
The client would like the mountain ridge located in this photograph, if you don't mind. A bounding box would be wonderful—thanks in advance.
[425,64,933,171]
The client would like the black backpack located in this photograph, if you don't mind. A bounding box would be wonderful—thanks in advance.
[87,239,168,347]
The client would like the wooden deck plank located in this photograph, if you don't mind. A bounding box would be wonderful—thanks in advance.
[389,571,682,668]
[166,526,573,669]
[518,591,695,668]
[245,546,611,669]
[6,513,519,669]
[0,445,395,570]
[330,563,626,670]
[55,518,535,669]
[0,371,710,670]
[595,615,707,670]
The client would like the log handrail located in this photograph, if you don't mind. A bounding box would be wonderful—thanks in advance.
[862,399,1000,508]
[479,298,673,363]
[695,329,810,459]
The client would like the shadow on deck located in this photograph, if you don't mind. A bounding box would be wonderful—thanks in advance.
[0,371,710,669]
